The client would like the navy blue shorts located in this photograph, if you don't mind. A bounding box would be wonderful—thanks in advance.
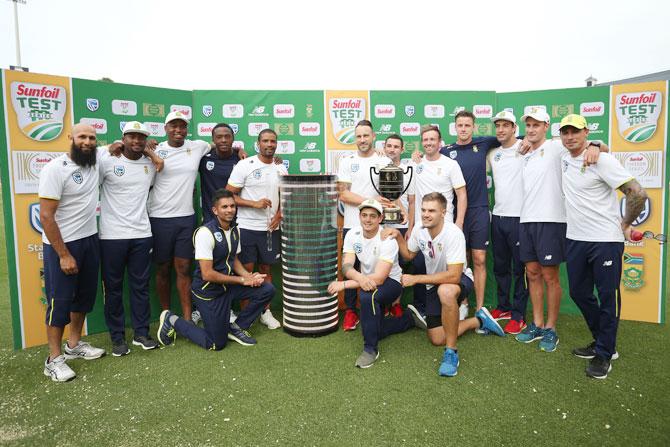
[238,228,281,266]
[150,215,196,263]
[463,206,490,250]
[425,273,474,327]
[519,222,566,266]
[44,234,100,327]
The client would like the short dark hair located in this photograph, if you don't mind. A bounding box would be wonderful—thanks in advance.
[213,188,235,204]
[355,119,374,130]
[422,192,446,210]
[384,134,404,146]
[420,125,441,139]
[212,123,234,137]
[257,128,277,142]
[455,110,476,124]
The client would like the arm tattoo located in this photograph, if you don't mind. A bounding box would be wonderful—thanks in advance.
[341,263,354,276]
[620,180,648,226]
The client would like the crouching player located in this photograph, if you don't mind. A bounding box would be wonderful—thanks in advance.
[386,193,505,377]
[157,190,274,349]
[328,199,416,368]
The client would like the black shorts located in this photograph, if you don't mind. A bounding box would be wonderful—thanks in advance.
[425,273,474,329]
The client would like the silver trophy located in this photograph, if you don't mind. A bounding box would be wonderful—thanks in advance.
[370,163,413,224]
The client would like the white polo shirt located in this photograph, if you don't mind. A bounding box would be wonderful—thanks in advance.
[38,153,99,244]
[148,139,211,218]
[337,152,392,229]
[520,139,567,224]
[561,151,633,242]
[407,222,473,290]
[411,155,465,226]
[98,150,156,240]
[227,155,288,231]
[342,226,402,283]
[488,140,524,217]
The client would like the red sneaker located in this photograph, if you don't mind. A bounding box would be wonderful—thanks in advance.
[491,309,512,320]
[343,310,359,331]
[504,319,526,335]
[390,303,403,318]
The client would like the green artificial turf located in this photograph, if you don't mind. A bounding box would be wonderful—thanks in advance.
[0,207,668,446]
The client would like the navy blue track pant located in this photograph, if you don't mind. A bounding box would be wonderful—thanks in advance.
[491,215,528,321]
[175,282,274,350]
[101,237,153,342]
[566,239,624,361]
[359,278,413,354]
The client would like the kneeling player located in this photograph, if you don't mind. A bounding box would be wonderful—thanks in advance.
[328,199,416,368]
[157,190,274,349]
[386,193,504,377]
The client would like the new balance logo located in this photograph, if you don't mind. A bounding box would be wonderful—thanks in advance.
[544,255,553,261]
[603,260,613,267]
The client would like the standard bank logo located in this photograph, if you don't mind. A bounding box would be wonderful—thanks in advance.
[10,82,67,142]
[29,203,42,233]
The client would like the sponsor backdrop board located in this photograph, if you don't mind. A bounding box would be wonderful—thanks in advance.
[609,81,667,323]
[1,70,192,348]
[370,90,498,155]
[497,84,668,323]
[2,70,77,349]
[192,90,325,175]
[1,71,667,349]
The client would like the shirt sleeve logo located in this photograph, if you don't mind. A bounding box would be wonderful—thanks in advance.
[449,150,457,159]
[206,161,215,171]
[214,231,223,242]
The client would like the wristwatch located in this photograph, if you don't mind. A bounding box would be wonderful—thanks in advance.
[589,141,601,148]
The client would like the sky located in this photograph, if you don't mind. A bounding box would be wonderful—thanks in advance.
[1,0,669,93]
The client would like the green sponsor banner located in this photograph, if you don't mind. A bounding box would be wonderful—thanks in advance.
[192,91,325,174]
[496,86,610,143]
[370,90,498,157]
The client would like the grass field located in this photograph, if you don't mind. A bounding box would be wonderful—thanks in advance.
[0,212,668,446]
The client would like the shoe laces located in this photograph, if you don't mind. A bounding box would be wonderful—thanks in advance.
[543,329,557,342]
[443,349,457,364]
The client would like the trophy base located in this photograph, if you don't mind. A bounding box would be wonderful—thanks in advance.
[382,207,403,225]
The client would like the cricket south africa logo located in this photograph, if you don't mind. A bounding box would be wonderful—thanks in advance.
[11,82,67,142]
[616,91,662,143]
[329,98,366,144]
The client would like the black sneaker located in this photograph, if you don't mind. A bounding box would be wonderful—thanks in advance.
[112,341,130,357]
[132,335,159,350]
[586,355,612,379]
[572,341,619,360]
[227,323,257,346]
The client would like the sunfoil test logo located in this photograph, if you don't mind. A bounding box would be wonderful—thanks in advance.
[616,91,662,143]
[329,98,365,144]
[10,82,66,142]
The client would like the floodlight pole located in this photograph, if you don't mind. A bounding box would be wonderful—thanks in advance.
[10,0,24,67]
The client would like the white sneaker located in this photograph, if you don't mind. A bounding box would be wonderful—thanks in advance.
[260,309,281,330]
[63,341,106,360]
[229,309,237,324]
[43,355,76,382]
[459,303,469,321]
[191,310,202,326]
